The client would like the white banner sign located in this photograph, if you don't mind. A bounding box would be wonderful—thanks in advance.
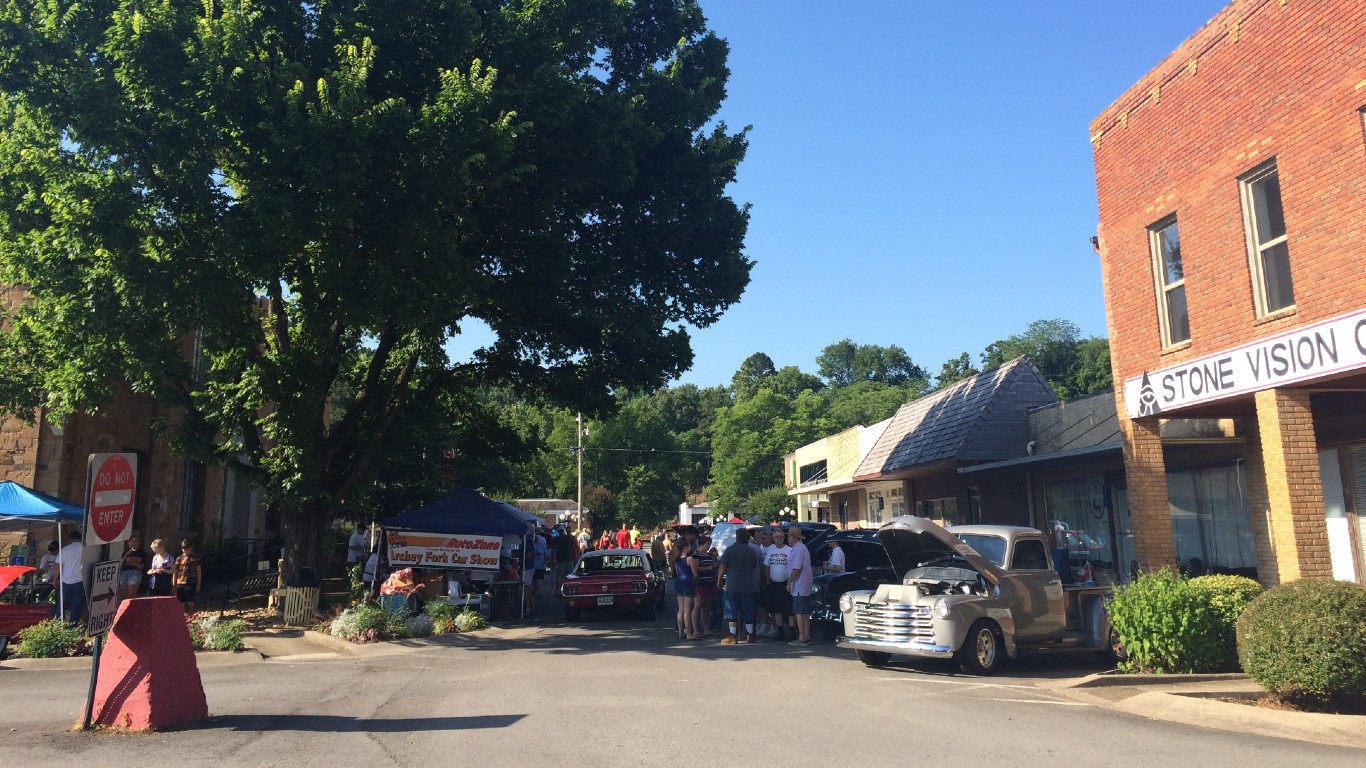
[386,531,502,570]
[1124,308,1366,418]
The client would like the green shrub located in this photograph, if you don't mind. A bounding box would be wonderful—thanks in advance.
[1187,574,1262,669]
[329,603,387,642]
[186,614,246,652]
[1237,579,1366,708]
[453,610,488,633]
[1107,569,1228,673]
[14,619,86,658]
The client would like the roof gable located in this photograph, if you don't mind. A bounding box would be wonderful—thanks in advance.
[854,358,1057,479]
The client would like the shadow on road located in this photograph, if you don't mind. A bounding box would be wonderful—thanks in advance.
[200,713,526,733]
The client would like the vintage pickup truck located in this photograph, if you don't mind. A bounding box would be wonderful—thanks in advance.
[837,516,1115,674]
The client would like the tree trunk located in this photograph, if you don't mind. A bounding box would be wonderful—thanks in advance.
[281,499,329,585]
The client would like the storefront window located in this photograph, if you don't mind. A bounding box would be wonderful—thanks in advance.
[1166,462,1258,580]
[1043,475,1116,584]
[921,497,959,527]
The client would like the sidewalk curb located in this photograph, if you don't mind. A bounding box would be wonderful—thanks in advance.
[1041,671,1250,689]
[302,630,358,656]
[1108,690,1366,749]
[0,648,265,672]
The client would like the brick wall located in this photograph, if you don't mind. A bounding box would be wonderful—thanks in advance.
[1092,0,1366,387]
[1253,388,1333,581]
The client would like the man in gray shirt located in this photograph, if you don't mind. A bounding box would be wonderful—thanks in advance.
[717,528,761,644]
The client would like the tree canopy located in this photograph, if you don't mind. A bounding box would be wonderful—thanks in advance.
[0,0,751,571]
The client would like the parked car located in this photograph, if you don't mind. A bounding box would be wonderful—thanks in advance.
[561,549,665,622]
[711,520,837,557]
[838,517,1115,674]
[809,529,897,641]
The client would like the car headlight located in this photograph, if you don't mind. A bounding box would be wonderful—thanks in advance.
[838,594,854,613]
[811,583,824,596]
[933,597,951,619]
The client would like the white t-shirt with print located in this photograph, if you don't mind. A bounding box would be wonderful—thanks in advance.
[763,543,792,583]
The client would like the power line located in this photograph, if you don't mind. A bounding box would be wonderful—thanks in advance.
[570,446,785,457]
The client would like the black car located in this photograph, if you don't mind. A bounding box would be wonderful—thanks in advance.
[808,529,897,641]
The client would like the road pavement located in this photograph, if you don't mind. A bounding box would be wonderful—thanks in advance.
[1,606,1362,767]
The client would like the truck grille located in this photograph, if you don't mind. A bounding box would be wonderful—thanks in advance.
[853,602,934,642]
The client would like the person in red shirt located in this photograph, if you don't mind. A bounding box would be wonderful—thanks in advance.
[598,531,613,551]
[615,524,631,549]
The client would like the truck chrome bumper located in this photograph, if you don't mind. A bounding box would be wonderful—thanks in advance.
[837,636,955,659]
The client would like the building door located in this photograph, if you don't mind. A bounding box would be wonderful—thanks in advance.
[1320,449,1359,583]
[1347,447,1366,584]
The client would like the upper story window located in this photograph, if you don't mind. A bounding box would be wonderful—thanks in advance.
[1148,216,1189,347]
[1239,160,1294,316]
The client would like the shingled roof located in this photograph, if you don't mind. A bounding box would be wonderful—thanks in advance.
[853,357,1057,481]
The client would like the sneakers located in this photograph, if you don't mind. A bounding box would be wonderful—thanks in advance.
[720,634,737,645]
[739,633,754,644]
[787,638,812,647]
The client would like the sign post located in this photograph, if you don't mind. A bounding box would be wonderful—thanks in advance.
[81,453,137,731]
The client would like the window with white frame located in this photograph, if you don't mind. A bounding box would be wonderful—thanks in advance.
[1148,216,1189,346]
[1239,160,1294,316]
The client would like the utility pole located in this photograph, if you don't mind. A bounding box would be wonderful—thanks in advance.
[576,412,584,533]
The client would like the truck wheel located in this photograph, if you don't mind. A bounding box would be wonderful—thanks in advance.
[1098,626,1126,665]
[564,606,580,622]
[957,620,1003,675]
[856,649,891,667]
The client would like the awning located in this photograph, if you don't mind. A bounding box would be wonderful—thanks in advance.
[0,480,84,532]
[382,488,538,536]
[956,442,1123,475]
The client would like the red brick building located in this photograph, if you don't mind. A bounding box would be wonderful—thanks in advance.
[1092,0,1366,585]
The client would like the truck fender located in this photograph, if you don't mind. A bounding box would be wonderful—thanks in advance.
[984,607,1018,658]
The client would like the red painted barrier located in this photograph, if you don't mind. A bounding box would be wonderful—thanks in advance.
[91,596,208,730]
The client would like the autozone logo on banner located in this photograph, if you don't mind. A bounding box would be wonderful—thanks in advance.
[1124,308,1366,418]
[387,531,503,570]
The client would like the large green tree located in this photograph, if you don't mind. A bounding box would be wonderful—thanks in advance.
[0,0,750,575]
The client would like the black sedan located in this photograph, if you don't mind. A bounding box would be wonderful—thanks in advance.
[809,529,897,641]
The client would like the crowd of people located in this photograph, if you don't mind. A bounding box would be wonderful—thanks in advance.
[32,531,204,627]
[666,523,815,647]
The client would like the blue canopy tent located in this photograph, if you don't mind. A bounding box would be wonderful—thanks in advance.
[0,480,83,533]
[0,480,85,621]
[380,488,540,618]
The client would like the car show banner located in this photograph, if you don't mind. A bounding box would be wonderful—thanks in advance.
[386,531,502,570]
[1124,307,1366,418]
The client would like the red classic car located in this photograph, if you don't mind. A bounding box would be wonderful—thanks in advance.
[560,549,665,621]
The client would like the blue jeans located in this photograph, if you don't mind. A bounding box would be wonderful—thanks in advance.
[722,591,757,624]
[61,581,86,625]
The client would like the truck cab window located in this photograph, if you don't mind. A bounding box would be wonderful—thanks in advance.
[1012,540,1050,570]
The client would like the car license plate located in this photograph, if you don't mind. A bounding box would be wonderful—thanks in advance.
[597,596,614,606]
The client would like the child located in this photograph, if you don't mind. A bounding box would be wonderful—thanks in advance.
[173,539,203,614]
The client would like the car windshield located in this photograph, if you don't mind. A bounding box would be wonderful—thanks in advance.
[578,555,645,573]
[954,534,1006,567]
[818,541,890,571]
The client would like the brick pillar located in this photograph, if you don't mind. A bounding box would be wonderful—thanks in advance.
[1119,413,1177,570]
[1253,388,1332,582]
[1236,416,1282,586]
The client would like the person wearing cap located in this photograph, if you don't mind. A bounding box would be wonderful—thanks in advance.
[785,525,814,647]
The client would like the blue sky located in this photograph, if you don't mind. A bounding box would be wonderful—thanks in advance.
[675,0,1232,387]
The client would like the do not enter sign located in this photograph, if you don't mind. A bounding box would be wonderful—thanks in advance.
[84,453,138,546]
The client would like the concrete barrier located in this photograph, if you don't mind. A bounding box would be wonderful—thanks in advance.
[92,596,208,730]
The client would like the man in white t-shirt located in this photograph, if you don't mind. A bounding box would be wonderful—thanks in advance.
[761,529,793,640]
[825,540,846,573]
[56,530,86,626]
[347,524,369,565]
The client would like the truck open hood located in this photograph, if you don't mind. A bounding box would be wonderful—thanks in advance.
[875,516,1002,585]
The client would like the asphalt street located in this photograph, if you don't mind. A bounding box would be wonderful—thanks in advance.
[1,605,1362,768]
